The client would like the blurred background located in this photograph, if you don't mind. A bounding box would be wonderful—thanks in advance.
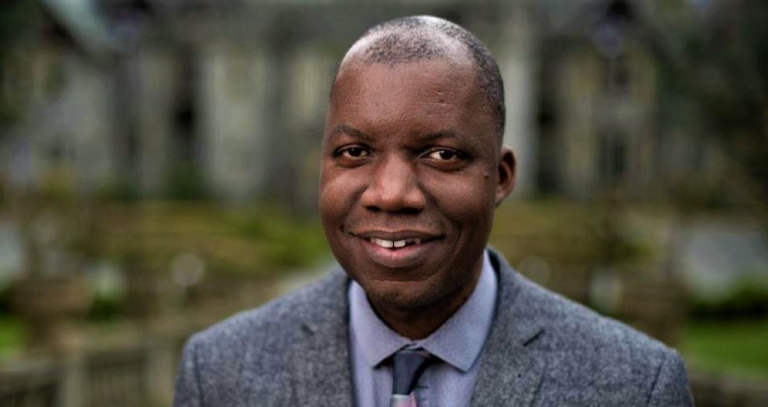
[1,0,767,405]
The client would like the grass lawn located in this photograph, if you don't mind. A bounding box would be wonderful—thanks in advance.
[0,317,24,361]
[681,319,768,379]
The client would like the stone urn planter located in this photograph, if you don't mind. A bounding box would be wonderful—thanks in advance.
[12,275,91,352]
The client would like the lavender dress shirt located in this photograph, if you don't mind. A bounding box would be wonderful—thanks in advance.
[349,251,498,407]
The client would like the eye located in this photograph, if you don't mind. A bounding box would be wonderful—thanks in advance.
[427,149,461,161]
[340,147,369,158]
[333,146,372,166]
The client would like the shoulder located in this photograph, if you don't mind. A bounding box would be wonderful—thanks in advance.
[173,271,348,406]
[489,248,677,364]
[489,250,692,404]
[515,274,675,362]
[174,270,349,406]
[183,270,348,372]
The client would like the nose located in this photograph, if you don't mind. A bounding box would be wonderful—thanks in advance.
[360,155,426,213]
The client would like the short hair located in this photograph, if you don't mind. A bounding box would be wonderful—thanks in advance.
[336,16,506,143]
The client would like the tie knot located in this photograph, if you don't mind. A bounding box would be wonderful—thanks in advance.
[392,348,432,396]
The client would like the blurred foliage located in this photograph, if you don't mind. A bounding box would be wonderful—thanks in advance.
[0,1,38,47]
[666,177,735,211]
[0,283,13,315]
[0,317,24,360]
[228,205,330,269]
[653,0,768,220]
[96,180,140,203]
[0,0,40,127]
[85,292,125,322]
[690,278,768,321]
[491,201,651,267]
[165,161,209,201]
[0,202,330,356]
[99,202,330,276]
[683,319,768,379]
[38,167,77,208]
[0,174,6,208]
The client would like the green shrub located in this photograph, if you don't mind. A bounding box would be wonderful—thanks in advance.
[0,283,11,315]
[691,280,768,321]
[86,292,126,322]
[230,208,329,269]
[165,161,209,201]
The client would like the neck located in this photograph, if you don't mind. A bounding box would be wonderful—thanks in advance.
[369,265,483,340]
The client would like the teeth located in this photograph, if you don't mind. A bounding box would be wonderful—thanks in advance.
[369,237,423,249]
[371,238,394,248]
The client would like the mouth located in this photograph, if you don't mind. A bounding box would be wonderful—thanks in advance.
[367,237,423,249]
[348,230,442,268]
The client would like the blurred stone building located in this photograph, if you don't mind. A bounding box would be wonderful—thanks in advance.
[0,0,725,207]
[0,0,116,194]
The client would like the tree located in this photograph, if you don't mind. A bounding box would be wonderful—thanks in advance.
[650,0,768,222]
[0,0,40,129]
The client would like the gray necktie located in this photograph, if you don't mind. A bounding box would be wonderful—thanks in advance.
[390,349,431,407]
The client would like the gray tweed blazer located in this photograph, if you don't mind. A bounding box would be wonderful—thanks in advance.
[173,249,694,406]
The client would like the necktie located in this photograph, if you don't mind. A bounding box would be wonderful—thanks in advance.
[390,349,431,407]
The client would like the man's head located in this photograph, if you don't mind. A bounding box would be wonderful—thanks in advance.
[332,16,506,143]
[319,16,516,321]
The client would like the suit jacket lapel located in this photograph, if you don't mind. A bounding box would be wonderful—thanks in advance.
[470,250,548,407]
[291,271,355,407]
[287,252,548,407]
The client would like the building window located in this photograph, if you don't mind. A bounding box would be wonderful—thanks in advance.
[603,56,631,96]
[599,131,627,185]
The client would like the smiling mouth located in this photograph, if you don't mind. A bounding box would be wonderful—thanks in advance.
[368,237,422,249]
[348,230,440,268]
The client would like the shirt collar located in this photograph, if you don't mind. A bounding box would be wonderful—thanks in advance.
[349,250,498,373]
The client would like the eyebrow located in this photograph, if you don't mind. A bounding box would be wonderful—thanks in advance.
[418,130,468,144]
[330,124,375,142]
[331,125,469,145]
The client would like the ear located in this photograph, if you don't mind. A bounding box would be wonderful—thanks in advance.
[495,147,516,207]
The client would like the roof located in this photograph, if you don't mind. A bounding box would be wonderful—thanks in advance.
[40,0,116,57]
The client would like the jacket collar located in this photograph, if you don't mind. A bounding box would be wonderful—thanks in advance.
[290,248,547,407]
[291,269,354,407]
[469,248,547,407]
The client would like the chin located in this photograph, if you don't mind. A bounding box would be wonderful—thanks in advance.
[369,288,427,310]
[357,277,445,310]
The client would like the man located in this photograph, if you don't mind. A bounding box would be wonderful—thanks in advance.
[174,16,694,407]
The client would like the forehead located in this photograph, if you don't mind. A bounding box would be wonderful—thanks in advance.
[327,59,495,143]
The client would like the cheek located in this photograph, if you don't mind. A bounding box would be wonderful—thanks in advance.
[319,166,365,219]
[421,170,497,224]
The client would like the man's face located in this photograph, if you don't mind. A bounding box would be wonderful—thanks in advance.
[320,57,514,311]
